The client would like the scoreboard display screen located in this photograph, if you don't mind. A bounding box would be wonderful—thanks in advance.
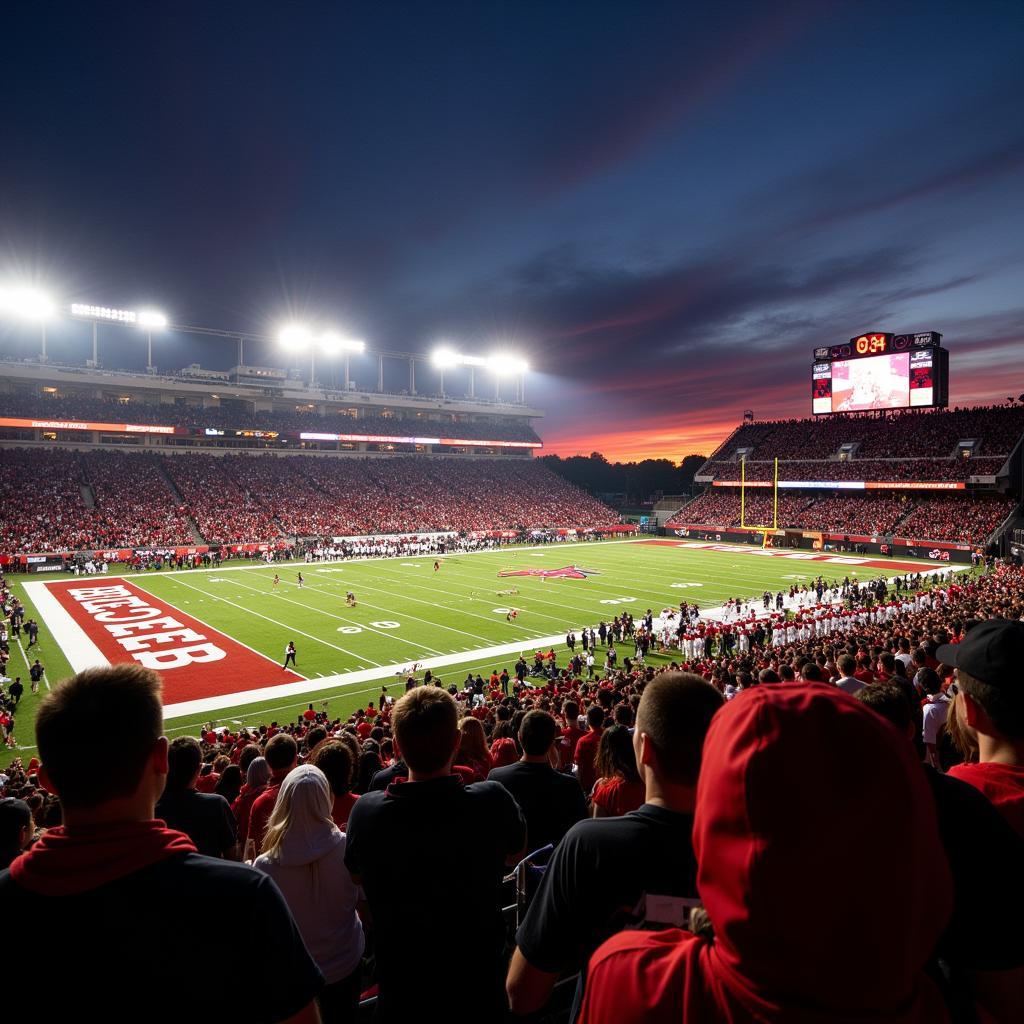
[811,331,947,415]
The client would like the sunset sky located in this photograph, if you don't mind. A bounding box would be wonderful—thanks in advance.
[2,2,1023,462]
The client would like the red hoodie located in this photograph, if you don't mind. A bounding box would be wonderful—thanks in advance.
[580,683,953,1024]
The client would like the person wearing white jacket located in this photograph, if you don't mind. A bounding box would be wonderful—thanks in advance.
[254,764,364,1022]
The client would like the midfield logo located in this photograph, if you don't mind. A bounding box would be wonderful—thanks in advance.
[497,565,600,580]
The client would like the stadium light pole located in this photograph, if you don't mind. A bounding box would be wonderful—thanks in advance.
[278,324,314,383]
[320,333,365,391]
[487,353,529,403]
[430,347,460,398]
[0,286,55,360]
[138,310,168,369]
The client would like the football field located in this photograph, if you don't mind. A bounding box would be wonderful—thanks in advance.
[3,539,954,762]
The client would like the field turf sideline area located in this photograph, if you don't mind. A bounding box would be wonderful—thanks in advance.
[2,539,954,763]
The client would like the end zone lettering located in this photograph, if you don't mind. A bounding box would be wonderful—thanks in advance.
[65,584,225,670]
[38,577,303,704]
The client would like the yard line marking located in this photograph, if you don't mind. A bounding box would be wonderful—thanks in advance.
[236,569,529,647]
[146,574,380,667]
[224,574,448,656]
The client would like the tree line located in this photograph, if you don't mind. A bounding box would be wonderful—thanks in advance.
[539,452,707,504]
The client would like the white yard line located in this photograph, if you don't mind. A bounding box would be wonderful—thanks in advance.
[145,574,380,667]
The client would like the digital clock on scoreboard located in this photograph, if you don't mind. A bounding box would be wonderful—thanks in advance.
[850,332,891,356]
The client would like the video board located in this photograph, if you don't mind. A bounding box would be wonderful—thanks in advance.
[811,331,947,415]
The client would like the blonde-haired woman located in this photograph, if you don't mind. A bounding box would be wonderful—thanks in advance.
[254,764,364,1022]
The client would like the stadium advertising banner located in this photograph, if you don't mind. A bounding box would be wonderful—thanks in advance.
[0,416,176,434]
[299,431,541,448]
[712,480,966,491]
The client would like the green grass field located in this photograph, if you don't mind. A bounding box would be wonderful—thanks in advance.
[2,539,954,765]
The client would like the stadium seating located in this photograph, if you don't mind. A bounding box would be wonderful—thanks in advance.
[667,490,1016,544]
[0,392,542,444]
[707,404,1024,461]
[701,456,1006,483]
[0,448,618,552]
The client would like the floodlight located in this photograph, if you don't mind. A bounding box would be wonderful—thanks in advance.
[138,310,168,329]
[487,353,529,375]
[320,332,365,356]
[431,347,460,368]
[0,286,54,320]
[278,324,313,351]
[461,355,487,367]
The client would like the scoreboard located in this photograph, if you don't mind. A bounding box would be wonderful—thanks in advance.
[811,331,948,415]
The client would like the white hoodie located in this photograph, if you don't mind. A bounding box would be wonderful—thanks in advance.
[254,764,364,983]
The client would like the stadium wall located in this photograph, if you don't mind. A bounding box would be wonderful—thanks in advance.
[662,526,975,563]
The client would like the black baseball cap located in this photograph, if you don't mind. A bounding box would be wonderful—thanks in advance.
[936,619,1024,689]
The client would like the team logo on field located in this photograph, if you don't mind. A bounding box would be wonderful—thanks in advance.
[497,565,600,580]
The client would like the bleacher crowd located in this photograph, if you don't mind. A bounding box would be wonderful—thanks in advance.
[669,490,1015,544]
[0,449,618,553]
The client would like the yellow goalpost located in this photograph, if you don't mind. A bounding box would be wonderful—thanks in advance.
[740,456,779,547]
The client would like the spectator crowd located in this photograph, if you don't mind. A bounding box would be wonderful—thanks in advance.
[3,560,1024,1022]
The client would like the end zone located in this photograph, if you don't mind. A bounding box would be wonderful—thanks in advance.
[24,578,303,705]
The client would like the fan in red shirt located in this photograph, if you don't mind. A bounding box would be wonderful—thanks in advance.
[591,725,645,818]
[309,740,360,831]
[939,620,1024,841]
[579,684,953,1024]
[558,701,585,770]
[246,733,298,856]
[574,705,606,797]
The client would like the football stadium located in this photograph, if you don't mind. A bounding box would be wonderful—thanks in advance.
[3,5,1024,1024]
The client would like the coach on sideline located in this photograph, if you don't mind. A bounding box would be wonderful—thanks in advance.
[0,665,324,1023]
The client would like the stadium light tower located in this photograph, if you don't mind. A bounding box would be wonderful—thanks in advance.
[278,324,315,382]
[487,352,530,403]
[320,332,365,390]
[430,346,460,398]
[0,286,55,360]
[138,310,168,369]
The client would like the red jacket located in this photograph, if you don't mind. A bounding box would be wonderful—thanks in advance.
[580,684,952,1024]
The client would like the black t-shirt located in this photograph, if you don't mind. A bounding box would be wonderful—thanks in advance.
[516,803,698,975]
[345,775,525,1021]
[0,853,322,1022]
[488,760,587,852]
[925,765,1024,970]
[367,761,406,791]
[155,789,236,857]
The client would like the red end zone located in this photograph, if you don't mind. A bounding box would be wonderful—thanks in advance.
[43,578,302,704]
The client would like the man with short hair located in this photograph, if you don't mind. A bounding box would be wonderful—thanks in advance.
[834,654,865,695]
[508,672,724,1017]
[345,686,525,1023]
[0,665,322,1021]
[489,710,587,850]
[155,737,238,859]
[247,733,298,855]
[941,620,1024,839]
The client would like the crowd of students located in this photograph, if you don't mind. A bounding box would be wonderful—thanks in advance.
[2,560,1023,1022]
[0,448,618,553]
[669,489,1015,544]
[708,404,1024,461]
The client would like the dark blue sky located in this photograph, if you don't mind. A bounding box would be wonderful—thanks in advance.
[2,1,1022,458]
